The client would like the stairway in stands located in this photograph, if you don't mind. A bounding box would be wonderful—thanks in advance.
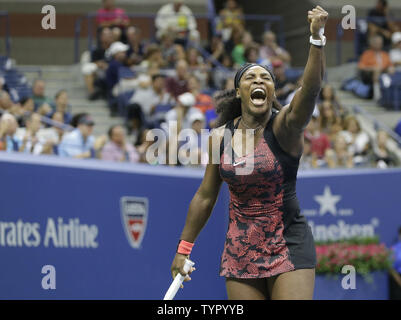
[19,64,124,137]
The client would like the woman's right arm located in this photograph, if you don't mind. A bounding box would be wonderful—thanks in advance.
[171,130,224,280]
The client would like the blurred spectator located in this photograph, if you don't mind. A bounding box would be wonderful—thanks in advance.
[231,30,254,67]
[325,134,355,169]
[244,44,262,64]
[299,137,318,170]
[187,75,214,114]
[15,113,46,155]
[128,74,174,122]
[105,41,129,116]
[186,47,208,87]
[166,59,190,99]
[163,92,203,133]
[155,0,199,45]
[101,124,139,162]
[38,111,66,155]
[367,0,399,50]
[318,101,343,136]
[389,226,401,300]
[126,104,152,147]
[31,79,52,113]
[217,0,244,42]
[273,60,297,105]
[140,44,167,73]
[205,34,226,66]
[59,114,95,158]
[82,28,113,101]
[0,113,19,152]
[259,30,291,67]
[319,84,347,118]
[304,116,331,160]
[125,26,145,66]
[96,0,129,42]
[47,90,72,125]
[390,32,401,70]
[358,35,394,100]
[339,115,370,159]
[372,130,398,168]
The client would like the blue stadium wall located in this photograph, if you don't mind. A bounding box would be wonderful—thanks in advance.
[0,152,399,300]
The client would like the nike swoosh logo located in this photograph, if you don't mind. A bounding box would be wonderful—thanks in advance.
[233,160,246,167]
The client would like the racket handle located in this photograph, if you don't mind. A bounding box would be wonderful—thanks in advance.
[163,259,195,300]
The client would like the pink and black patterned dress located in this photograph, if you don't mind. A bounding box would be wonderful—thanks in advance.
[219,110,316,279]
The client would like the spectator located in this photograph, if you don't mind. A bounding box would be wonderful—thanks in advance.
[178,111,207,167]
[101,125,139,163]
[231,30,254,67]
[155,0,199,45]
[105,41,129,116]
[58,114,95,158]
[367,0,398,50]
[140,44,167,73]
[82,27,114,100]
[244,44,262,64]
[166,59,190,99]
[0,113,19,152]
[125,26,145,66]
[96,0,129,42]
[389,226,401,300]
[31,79,53,115]
[273,60,297,104]
[318,100,343,136]
[205,34,226,67]
[339,115,370,158]
[304,116,331,160]
[390,32,401,70]
[47,90,72,125]
[163,92,203,134]
[38,111,66,155]
[259,30,291,67]
[325,134,355,169]
[187,75,214,114]
[126,103,152,147]
[15,113,47,155]
[299,137,318,170]
[128,74,174,122]
[217,0,244,42]
[372,130,398,168]
[319,84,347,118]
[358,35,394,100]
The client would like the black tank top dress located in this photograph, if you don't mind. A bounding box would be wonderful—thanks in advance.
[218,110,316,279]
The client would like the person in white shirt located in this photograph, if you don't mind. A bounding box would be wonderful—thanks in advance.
[15,113,47,155]
[390,32,401,70]
[155,0,199,44]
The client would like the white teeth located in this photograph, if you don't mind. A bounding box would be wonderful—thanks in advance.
[252,88,265,95]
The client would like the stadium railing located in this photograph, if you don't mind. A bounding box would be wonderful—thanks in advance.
[0,11,10,57]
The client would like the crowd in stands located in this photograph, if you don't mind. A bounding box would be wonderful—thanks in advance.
[343,0,401,111]
[0,0,400,169]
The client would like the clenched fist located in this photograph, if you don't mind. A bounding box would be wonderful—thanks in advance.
[308,6,329,38]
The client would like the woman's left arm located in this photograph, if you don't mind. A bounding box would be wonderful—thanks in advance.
[283,6,328,133]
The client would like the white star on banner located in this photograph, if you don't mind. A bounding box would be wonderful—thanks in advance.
[314,186,341,216]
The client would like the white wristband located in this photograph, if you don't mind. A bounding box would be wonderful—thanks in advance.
[310,35,326,47]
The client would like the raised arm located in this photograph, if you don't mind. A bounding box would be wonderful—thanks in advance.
[283,6,328,132]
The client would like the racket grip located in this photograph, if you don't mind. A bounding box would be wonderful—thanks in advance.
[163,259,195,300]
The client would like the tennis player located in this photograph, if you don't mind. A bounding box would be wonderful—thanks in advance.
[171,6,328,300]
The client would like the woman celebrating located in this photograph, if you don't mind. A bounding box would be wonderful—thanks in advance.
[171,6,328,300]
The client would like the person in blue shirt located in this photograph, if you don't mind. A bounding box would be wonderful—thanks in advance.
[58,114,95,158]
[389,226,401,300]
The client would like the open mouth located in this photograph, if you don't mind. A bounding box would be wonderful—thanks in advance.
[250,88,267,106]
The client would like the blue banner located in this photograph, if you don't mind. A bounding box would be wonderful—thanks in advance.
[0,153,399,299]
